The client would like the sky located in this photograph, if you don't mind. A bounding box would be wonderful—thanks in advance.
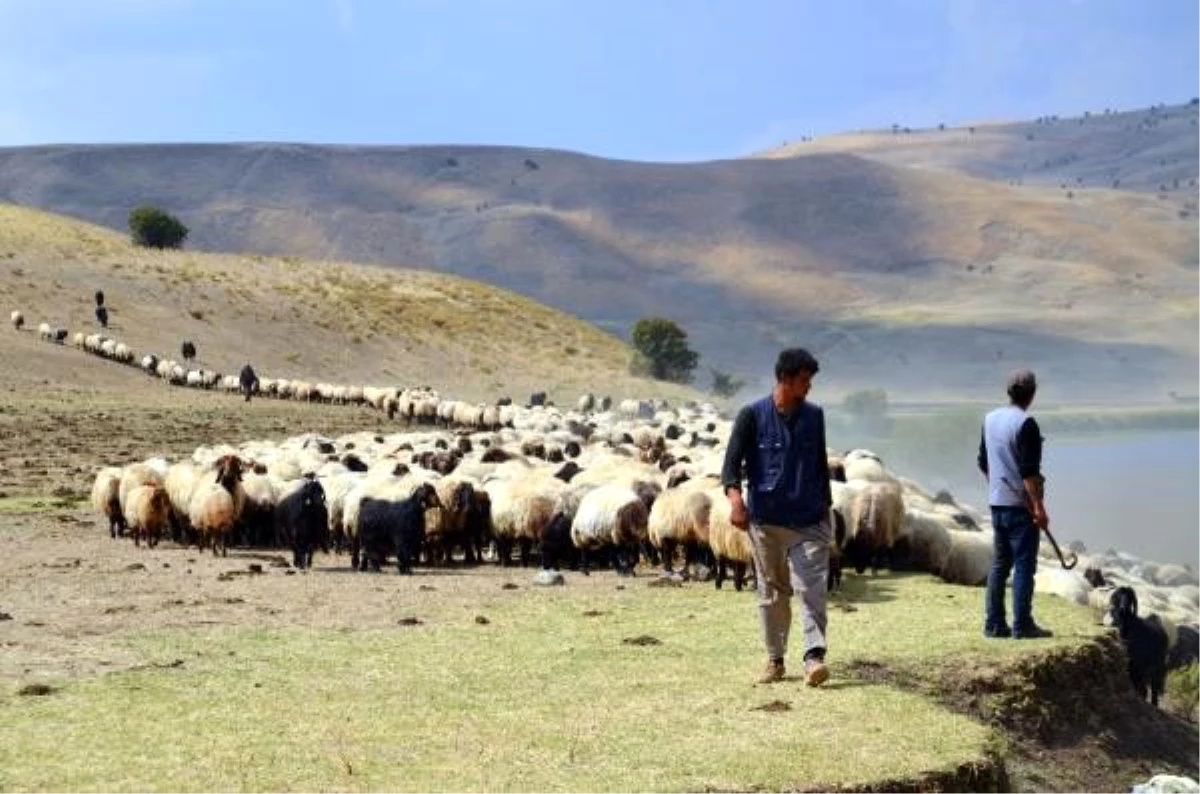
[0,0,1196,162]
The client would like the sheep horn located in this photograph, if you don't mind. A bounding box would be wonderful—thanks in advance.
[1040,526,1078,570]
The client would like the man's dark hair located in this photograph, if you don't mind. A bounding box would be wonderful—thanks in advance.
[1007,369,1037,407]
[775,348,820,381]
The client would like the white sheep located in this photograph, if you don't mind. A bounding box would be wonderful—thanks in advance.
[118,460,168,518]
[486,474,566,567]
[705,485,755,590]
[843,480,905,574]
[90,467,125,539]
[937,528,994,586]
[10,310,22,330]
[570,483,649,575]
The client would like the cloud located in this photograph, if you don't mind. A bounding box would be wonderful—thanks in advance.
[333,0,354,34]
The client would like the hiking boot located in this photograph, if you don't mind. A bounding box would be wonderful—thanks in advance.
[984,624,1012,639]
[757,659,786,684]
[1013,624,1054,640]
[804,657,829,688]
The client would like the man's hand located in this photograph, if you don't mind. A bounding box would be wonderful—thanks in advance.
[1033,505,1049,531]
[727,489,749,531]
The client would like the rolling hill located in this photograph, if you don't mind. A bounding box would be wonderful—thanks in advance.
[0,205,702,405]
[0,101,1195,402]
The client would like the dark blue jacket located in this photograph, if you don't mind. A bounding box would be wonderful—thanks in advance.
[721,396,832,528]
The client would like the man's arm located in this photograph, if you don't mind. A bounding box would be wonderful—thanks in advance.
[816,406,832,509]
[1016,417,1047,528]
[720,406,754,497]
[977,427,988,478]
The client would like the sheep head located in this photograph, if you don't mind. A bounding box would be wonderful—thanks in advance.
[1109,586,1139,628]
[416,483,443,510]
[214,455,244,492]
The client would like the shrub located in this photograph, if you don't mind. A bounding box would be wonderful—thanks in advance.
[629,318,699,384]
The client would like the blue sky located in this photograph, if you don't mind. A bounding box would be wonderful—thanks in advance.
[0,0,1195,161]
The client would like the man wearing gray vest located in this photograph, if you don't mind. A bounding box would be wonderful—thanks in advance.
[978,369,1053,639]
[722,348,833,686]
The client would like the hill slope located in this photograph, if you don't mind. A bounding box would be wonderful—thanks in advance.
[758,101,1200,196]
[0,205,701,405]
[0,104,1195,401]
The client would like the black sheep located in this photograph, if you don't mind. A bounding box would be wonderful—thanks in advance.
[95,305,109,328]
[357,484,442,574]
[539,510,578,572]
[181,340,196,362]
[94,289,105,306]
[274,478,329,569]
[1109,586,1169,707]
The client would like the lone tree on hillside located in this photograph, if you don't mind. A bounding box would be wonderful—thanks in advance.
[129,205,189,249]
[629,317,699,384]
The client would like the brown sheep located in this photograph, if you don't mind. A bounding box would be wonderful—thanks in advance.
[91,467,125,539]
[123,484,171,548]
[844,480,905,575]
[187,455,245,556]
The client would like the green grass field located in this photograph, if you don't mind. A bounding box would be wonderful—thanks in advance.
[0,572,1104,792]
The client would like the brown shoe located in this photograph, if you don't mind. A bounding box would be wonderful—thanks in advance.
[758,659,786,684]
[804,658,829,688]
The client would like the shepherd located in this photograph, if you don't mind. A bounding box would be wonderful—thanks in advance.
[977,369,1054,640]
[721,348,834,687]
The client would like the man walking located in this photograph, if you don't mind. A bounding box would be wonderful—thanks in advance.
[978,369,1053,639]
[722,348,834,687]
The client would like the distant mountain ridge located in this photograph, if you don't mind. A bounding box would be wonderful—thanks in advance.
[0,101,1195,401]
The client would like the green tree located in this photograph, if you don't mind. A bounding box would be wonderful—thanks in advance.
[629,317,699,383]
[129,205,189,249]
[710,367,745,398]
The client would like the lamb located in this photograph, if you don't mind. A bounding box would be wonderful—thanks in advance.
[843,480,905,575]
[570,484,650,575]
[122,484,171,548]
[274,477,329,569]
[356,483,443,574]
[1109,586,1169,707]
[187,455,246,556]
[10,310,23,330]
[90,467,125,539]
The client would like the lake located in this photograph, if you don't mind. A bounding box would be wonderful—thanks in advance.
[941,429,1198,568]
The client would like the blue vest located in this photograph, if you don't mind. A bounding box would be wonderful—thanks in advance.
[745,396,827,528]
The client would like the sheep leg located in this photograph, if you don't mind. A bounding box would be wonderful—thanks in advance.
[715,558,726,590]
[496,537,513,567]
[518,538,533,568]
[661,538,677,574]
[350,537,360,571]
[579,548,591,576]
[733,562,747,592]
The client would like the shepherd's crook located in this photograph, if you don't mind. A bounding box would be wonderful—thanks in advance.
[1041,526,1078,570]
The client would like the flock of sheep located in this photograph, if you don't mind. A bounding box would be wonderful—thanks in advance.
[15,305,1199,703]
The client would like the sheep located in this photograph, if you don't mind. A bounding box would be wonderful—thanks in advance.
[843,480,905,575]
[164,462,204,544]
[706,486,754,591]
[578,393,595,413]
[37,322,51,340]
[238,473,278,547]
[486,475,566,567]
[357,483,443,574]
[1109,586,1170,707]
[186,455,246,556]
[274,477,329,569]
[937,529,994,586]
[344,472,439,569]
[539,484,592,572]
[122,484,171,548]
[181,340,196,362]
[893,508,953,576]
[418,477,475,563]
[118,460,168,519]
[570,484,650,575]
[10,310,23,330]
[90,467,125,539]
[647,486,712,576]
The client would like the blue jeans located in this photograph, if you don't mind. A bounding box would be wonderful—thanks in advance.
[984,506,1040,633]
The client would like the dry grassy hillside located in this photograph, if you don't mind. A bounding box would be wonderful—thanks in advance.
[0,110,1195,400]
[0,205,702,405]
[758,101,1199,197]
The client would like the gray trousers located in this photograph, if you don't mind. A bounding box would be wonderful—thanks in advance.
[748,521,830,662]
